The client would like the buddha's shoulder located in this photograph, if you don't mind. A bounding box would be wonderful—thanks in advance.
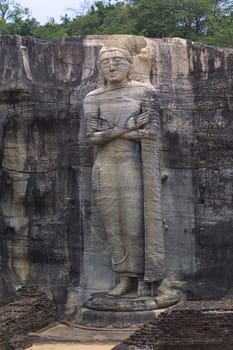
[85,87,106,99]
[129,80,156,92]
[85,82,156,100]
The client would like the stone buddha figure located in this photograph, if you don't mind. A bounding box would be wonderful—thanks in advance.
[84,46,165,298]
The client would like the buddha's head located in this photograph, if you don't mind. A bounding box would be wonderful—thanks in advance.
[99,47,132,85]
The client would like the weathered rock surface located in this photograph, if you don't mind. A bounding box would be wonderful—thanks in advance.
[0,35,233,314]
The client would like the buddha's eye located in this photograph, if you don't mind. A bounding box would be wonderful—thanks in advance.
[101,59,109,66]
[113,58,123,63]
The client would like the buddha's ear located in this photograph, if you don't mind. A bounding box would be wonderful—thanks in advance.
[127,64,133,81]
[98,70,107,87]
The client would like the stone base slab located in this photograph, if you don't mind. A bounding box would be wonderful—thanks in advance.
[74,292,179,328]
[85,293,159,311]
[75,307,160,328]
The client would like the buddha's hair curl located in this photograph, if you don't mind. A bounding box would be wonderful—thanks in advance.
[99,46,132,64]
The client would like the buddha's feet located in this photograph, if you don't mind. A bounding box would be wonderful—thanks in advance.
[137,280,151,297]
[108,277,131,296]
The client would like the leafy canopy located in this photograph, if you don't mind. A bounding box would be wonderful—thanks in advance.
[0,0,232,48]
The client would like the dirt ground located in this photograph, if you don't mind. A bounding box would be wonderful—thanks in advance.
[29,344,117,350]
[29,322,132,345]
[28,322,130,350]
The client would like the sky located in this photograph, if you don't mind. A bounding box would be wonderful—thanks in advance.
[20,0,90,24]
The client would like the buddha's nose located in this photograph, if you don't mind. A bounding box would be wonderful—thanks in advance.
[109,59,115,69]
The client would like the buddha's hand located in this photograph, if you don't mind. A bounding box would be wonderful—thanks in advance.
[126,111,151,130]
[88,118,107,131]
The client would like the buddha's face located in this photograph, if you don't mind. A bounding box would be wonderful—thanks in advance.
[99,50,130,85]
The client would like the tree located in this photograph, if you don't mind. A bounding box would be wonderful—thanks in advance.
[67,1,136,35]
[32,18,67,40]
[8,3,39,35]
[0,0,231,48]
[130,0,218,38]
[202,1,233,47]
[127,0,233,46]
[0,0,12,20]
[0,0,39,35]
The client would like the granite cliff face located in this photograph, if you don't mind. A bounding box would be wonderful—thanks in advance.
[0,35,233,311]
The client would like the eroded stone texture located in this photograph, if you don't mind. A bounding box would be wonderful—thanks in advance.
[0,35,85,308]
[113,300,233,350]
[0,286,56,349]
[0,35,232,313]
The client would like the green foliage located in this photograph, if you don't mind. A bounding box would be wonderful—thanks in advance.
[0,0,39,35]
[131,0,223,39]
[32,19,67,40]
[0,18,11,34]
[202,2,233,47]
[133,0,233,47]
[131,0,177,37]
[0,0,232,48]
[67,1,136,35]
[65,0,233,47]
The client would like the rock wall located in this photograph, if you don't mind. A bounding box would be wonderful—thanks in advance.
[0,35,85,309]
[0,34,233,311]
